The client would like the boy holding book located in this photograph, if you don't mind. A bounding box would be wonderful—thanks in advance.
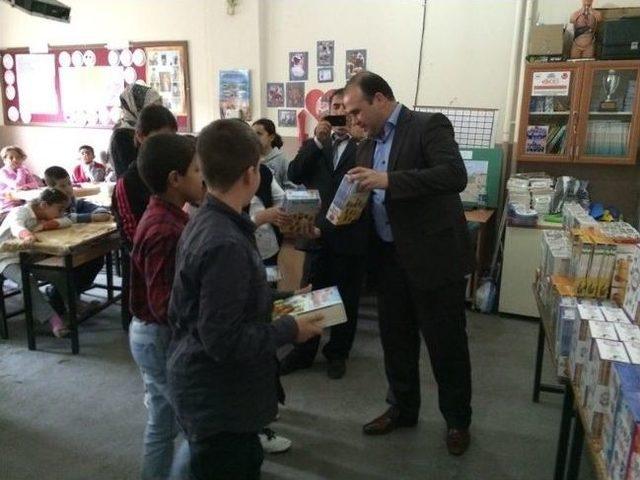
[167,119,322,479]
[129,133,203,479]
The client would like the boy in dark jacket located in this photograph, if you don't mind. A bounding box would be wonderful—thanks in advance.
[167,119,322,480]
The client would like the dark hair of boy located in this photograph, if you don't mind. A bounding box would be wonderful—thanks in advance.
[78,145,94,155]
[138,133,195,194]
[36,188,68,205]
[252,118,284,149]
[345,71,395,102]
[136,104,178,137]
[43,166,70,187]
[197,119,261,192]
[328,87,345,104]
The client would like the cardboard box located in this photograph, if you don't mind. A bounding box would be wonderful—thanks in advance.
[528,24,565,56]
[626,341,640,365]
[583,339,629,443]
[622,245,640,324]
[603,307,632,324]
[616,325,640,344]
[280,190,321,237]
[605,363,640,478]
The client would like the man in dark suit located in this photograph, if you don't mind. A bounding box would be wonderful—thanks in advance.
[344,72,473,456]
[284,89,368,379]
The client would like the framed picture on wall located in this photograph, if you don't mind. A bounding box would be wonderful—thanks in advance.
[318,67,333,83]
[278,109,297,127]
[289,51,308,81]
[286,82,305,108]
[266,82,284,108]
[219,69,252,121]
[145,42,189,117]
[345,49,367,79]
[317,40,334,66]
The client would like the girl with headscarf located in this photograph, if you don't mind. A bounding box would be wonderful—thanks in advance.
[109,84,162,177]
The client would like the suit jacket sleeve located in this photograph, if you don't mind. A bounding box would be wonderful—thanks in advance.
[287,139,323,186]
[387,113,467,201]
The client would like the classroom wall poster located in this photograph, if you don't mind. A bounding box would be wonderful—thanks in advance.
[317,41,334,66]
[219,69,252,121]
[59,66,124,126]
[532,71,571,97]
[289,51,308,81]
[278,109,297,127]
[345,49,367,79]
[15,54,58,116]
[266,82,284,108]
[318,67,333,83]
[146,46,187,115]
[286,82,305,108]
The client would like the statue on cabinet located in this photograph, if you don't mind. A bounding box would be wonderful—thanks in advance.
[570,0,602,59]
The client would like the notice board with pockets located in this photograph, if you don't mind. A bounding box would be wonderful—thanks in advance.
[0,41,191,131]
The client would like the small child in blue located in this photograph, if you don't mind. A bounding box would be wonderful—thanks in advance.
[44,166,111,223]
[43,166,112,314]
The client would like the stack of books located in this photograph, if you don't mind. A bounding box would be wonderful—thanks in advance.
[586,120,630,156]
[623,80,636,112]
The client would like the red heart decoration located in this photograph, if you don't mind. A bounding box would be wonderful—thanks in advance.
[305,89,337,120]
[305,89,324,120]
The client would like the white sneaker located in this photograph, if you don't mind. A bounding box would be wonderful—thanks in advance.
[259,428,291,454]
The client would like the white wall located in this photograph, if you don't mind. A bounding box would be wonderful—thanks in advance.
[536,0,640,24]
[0,0,263,174]
[3,0,637,174]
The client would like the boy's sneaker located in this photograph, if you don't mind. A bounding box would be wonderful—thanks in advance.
[259,428,291,454]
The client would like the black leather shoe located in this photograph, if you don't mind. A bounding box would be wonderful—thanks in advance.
[446,428,470,456]
[327,358,346,379]
[362,408,417,435]
[279,351,313,376]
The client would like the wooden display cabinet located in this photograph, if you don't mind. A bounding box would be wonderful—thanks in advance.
[517,60,640,165]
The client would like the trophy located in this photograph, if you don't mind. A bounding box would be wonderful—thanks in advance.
[600,69,620,111]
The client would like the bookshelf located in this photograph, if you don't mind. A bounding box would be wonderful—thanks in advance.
[517,60,640,165]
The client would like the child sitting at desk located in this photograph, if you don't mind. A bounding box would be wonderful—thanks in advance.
[0,145,42,214]
[43,166,111,315]
[72,145,106,183]
[0,188,72,338]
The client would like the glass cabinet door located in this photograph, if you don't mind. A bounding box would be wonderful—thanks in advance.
[577,64,639,164]
[520,65,581,162]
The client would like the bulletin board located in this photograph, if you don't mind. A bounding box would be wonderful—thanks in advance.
[0,41,191,131]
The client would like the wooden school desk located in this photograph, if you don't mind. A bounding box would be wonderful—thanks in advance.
[9,184,101,202]
[2,222,122,354]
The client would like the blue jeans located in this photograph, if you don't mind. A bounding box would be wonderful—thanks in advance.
[129,318,190,480]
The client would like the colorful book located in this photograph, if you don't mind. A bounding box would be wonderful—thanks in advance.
[272,286,346,328]
[326,177,369,226]
[280,189,321,236]
[525,125,549,153]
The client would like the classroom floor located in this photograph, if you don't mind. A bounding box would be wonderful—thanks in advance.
[0,280,597,480]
